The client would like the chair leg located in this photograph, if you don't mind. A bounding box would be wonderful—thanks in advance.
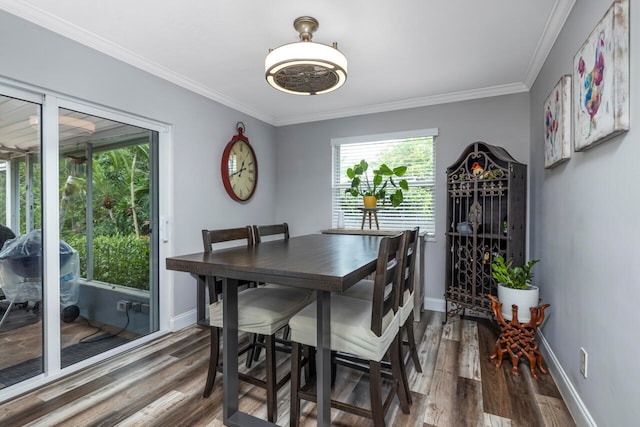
[369,360,385,427]
[253,334,265,362]
[390,336,411,414]
[246,333,256,368]
[265,334,277,423]
[405,312,422,373]
[247,333,264,368]
[331,350,337,387]
[283,324,291,340]
[303,345,315,384]
[290,341,302,427]
[397,329,412,406]
[202,326,220,398]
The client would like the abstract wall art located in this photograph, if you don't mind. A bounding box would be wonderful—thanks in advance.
[544,75,571,168]
[573,0,629,151]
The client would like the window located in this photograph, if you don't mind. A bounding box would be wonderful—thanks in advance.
[332,129,437,235]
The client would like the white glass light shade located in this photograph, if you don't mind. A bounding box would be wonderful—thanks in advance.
[265,41,347,95]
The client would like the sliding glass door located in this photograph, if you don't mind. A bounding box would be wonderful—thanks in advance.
[0,85,161,393]
[56,107,159,368]
[0,92,43,387]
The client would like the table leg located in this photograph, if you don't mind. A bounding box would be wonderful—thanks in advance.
[373,211,379,230]
[196,275,206,324]
[360,212,366,230]
[316,290,331,427]
[222,278,240,423]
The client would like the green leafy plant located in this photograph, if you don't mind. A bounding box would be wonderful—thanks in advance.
[491,255,539,290]
[65,233,150,290]
[345,159,409,207]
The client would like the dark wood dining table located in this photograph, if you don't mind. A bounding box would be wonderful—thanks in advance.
[166,233,384,427]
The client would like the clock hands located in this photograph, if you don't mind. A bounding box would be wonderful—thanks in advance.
[229,160,247,178]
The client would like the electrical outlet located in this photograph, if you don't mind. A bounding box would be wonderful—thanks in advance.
[131,302,142,312]
[580,347,588,378]
[117,300,131,312]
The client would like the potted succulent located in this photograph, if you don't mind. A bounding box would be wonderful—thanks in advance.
[345,159,409,208]
[491,255,540,323]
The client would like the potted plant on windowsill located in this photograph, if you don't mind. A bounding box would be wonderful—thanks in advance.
[491,255,540,323]
[345,159,409,208]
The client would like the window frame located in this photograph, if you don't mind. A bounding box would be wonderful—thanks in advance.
[331,128,438,236]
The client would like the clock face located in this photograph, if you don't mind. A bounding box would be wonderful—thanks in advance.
[221,136,258,201]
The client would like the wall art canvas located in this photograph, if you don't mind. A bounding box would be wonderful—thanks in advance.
[544,75,571,168]
[573,0,629,151]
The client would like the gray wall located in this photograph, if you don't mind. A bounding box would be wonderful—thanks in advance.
[0,11,279,320]
[274,93,531,304]
[4,5,635,423]
[530,0,639,425]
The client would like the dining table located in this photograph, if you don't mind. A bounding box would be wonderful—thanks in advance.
[165,233,385,427]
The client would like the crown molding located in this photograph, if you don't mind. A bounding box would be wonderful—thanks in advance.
[271,83,529,127]
[524,0,576,88]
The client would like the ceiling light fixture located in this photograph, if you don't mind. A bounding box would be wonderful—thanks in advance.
[265,16,347,95]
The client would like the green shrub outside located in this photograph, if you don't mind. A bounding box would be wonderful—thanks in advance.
[63,234,150,291]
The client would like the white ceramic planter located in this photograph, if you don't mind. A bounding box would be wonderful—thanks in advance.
[497,284,539,323]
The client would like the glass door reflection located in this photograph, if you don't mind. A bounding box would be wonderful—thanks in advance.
[0,94,43,388]
[57,108,159,368]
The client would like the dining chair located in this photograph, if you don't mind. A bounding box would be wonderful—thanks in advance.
[337,228,421,404]
[341,228,423,378]
[200,226,313,423]
[253,222,289,243]
[203,226,261,369]
[250,222,313,360]
[252,223,313,298]
[288,232,411,427]
[396,227,422,373]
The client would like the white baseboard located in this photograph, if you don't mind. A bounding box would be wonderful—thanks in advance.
[424,296,446,312]
[171,308,197,332]
[537,331,597,427]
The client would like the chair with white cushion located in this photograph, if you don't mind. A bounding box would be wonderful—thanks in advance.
[288,232,410,426]
[250,222,314,361]
[201,226,313,423]
[396,227,422,372]
[341,228,422,374]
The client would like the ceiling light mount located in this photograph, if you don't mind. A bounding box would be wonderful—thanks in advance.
[265,16,347,95]
[294,16,318,42]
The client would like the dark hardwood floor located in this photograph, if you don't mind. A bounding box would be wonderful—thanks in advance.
[0,310,575,426]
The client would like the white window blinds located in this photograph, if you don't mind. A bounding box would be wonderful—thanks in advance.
[331,129,437,235]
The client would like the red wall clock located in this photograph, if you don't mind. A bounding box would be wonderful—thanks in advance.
[221,122,258,201]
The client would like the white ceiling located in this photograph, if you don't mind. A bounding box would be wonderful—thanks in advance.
[0,0,574,127]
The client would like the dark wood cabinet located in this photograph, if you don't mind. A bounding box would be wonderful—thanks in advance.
[444,142,526,322]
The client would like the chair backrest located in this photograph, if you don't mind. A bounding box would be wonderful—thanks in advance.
[370,232,404,336]
[202,226,255,252]
[201,226,255,302]
[400,227,420,304]
[253,223,289,243]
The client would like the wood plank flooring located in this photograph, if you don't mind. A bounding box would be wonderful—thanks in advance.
[0,314,140,388]
[0,311,576,426]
